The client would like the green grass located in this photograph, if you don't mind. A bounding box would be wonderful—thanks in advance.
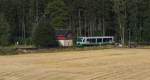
[0,47,18,55]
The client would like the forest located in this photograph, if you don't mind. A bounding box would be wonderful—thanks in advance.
[0,0,150,47]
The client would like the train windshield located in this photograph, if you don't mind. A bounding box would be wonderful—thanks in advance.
[77,38,83,42]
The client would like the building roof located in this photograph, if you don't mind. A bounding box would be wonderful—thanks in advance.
[55,29,73,40]
[56,29,72,36]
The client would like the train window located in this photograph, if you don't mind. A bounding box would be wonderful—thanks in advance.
[87,39,90,42]
[97,38,102,42]
[82,39,85,42]
[77,38,83,42]
[91,39,96,43]
[87,39,96,43]
[103,38,112,42]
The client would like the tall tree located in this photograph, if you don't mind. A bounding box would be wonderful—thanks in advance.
[45,0,68,29]
[0,13,10,46]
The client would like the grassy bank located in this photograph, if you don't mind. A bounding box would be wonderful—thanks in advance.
[0,45,150,55]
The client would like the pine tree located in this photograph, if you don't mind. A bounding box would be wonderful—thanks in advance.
[32,17,58,47]
[113,0,127,45]
[0,13,11,46]
[45,0,68,29]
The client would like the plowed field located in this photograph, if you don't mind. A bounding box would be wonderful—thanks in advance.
[0,49,150,80]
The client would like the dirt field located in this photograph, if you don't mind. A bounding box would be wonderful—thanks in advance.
[0,49,150,80]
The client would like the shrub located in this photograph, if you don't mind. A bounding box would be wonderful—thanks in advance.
[32,17,58,48]
[0,47,18,55]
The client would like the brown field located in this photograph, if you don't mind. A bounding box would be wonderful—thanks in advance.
[0,48,150,80]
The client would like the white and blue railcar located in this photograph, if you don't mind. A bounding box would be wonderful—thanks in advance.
[76,36,114,46]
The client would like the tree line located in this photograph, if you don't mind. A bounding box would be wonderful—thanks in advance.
[0,0,150,47]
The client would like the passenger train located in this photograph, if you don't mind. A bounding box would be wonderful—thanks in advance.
[76,36,114,46]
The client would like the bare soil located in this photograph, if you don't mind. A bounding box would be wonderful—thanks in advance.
[0,48,150,80]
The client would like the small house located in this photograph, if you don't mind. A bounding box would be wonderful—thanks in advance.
[56,29,73,47]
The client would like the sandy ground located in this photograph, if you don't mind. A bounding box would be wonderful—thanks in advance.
[0,48,150,80]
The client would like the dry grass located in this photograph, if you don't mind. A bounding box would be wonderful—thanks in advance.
[0,48,150,80]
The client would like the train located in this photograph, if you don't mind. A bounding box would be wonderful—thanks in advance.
[76,36,114,46]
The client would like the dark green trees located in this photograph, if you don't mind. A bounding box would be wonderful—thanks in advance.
[0,14,10,46]
[32,17,58,47]
[0,0,150,47]
[46,0,68,28]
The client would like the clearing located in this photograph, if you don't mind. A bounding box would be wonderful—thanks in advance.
[0,48,150,80]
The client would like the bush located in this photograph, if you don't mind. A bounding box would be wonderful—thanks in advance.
[0,47,18,55]
[32,17,58,48]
